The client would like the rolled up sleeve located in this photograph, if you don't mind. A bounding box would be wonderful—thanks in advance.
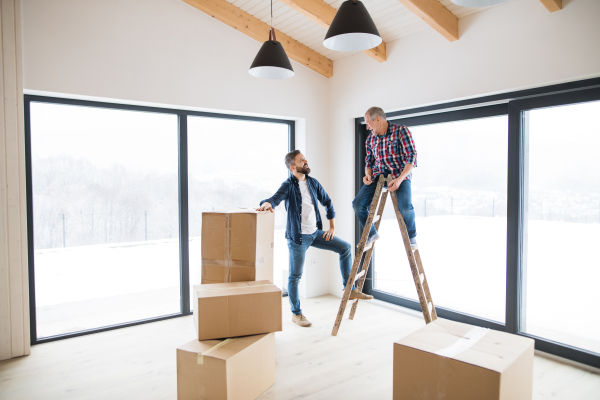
[399,126,417,167]
[365,137,375,170]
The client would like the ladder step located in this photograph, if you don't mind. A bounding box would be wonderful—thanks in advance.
[373,215,380,223]
[354,270,365,282]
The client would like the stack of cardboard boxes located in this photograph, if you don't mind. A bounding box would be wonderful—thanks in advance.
[177,210,282,400]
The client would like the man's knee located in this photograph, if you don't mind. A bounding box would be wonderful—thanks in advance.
[352,196,360,211]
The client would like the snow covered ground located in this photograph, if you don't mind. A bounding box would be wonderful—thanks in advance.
[34,218,599,355]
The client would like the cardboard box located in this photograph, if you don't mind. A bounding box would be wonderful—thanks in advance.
[193,281,282,341]
[201,209,274,284]
[394,319,534,400]
[177,333,275,400]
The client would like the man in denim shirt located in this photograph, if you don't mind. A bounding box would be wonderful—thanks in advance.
[258,150,372,327]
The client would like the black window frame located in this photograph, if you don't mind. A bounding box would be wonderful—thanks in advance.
[356,77,600,368]
[24,95,295,345]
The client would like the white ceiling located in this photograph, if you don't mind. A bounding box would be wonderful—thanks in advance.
[226,0,493,61]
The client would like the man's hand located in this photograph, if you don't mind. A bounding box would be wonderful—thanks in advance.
[323,227,335,241]
[363,173,373,185]
[388,178,402,192]
[256,202,274,213]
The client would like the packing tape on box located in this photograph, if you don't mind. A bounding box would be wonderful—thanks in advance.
[196,283,273,293]
[197,338,235,365]
[434,326,489,358]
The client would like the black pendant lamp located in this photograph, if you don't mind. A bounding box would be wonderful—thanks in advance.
[323,0,382,52]
[249,0,294,79]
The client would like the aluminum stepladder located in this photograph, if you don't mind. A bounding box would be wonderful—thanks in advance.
[331,174,437,336]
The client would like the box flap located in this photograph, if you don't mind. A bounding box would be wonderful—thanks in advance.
[203,208,270,215]
[194,280,279,299]
[395,319,534,373]
[177,335,269,363]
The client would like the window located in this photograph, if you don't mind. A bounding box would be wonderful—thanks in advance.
[357,78,600,369]
[29,102,180,338]
[372,115,508,323]
[523,101,600,354]
[25,96,294,343]
[187,116,291,306]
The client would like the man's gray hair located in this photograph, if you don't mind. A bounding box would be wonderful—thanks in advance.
[284,150,301,170]
[366,107,387,121]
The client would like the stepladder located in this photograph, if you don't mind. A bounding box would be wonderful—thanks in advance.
[331,174,437,336]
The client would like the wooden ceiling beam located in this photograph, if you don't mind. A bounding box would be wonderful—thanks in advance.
[539,0,562,13]
[278,0,387,62]
[182,0,333,78]
[397,0,458,42]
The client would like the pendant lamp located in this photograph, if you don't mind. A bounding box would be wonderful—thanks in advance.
[249,0,294,79]
[323,0,382,52]
[450,0,509,6]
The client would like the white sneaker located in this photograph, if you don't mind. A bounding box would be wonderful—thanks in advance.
[358,231,380,250]
[410,237,418,249]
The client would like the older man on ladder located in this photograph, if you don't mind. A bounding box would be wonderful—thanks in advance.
[353,107,418,250]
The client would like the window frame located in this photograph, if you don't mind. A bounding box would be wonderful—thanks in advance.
[24,95,295,344]
[355,77,600,368]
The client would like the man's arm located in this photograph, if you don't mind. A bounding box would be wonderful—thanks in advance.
[389,126,417,192]
[364,137,375,185]
[314,180,335,220]
[322,218,335,241]
[257,181,289,213]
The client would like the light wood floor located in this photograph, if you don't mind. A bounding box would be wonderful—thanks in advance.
[1,295,599,399]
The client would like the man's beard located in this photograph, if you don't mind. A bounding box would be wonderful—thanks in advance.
[296,165,311,175]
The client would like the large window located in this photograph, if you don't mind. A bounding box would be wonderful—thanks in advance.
[29,103,180,338]
[373,116,507,323]
[187,116,291,307]
[523,101,600,354]
[357,78,600,369]
[25,96,293,342]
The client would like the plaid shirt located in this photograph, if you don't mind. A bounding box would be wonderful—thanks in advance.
[365,123,417,180]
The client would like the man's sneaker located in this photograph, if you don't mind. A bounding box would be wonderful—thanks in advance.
[410,237,418,249]
[349,289,373,300]
[292,313,312,327]
[358,231,380,250]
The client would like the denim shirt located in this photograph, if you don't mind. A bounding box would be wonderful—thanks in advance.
[260,175,335,245]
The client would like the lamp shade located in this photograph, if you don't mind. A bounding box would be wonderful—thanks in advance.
[249,37,294,79]
[323,0,382,52]
[450,0,509,6]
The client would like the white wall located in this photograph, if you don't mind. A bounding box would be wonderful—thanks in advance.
[326,0,600,295]
[21,0,333,299]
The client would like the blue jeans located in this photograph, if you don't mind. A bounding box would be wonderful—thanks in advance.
[287,230,353,315]
[352,175,417,239]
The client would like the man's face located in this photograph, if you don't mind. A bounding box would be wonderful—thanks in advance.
[365,115,386,135]
[292,153,311,175]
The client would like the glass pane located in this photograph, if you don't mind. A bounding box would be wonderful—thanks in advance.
[30,103,180,338]
[187,117,289,308]
[373,116,508,322]
[524,101,600,353]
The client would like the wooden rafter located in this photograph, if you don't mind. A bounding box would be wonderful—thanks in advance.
[278,0,386,62]
[182,0,333,78]
[539,0,562,13]
[397,0,458,42]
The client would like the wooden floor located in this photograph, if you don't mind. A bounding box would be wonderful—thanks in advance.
[1,295,599,400]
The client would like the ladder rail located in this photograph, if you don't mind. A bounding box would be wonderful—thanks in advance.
[389,191,433,323]
[331,177,386,336]
[349,186,389,320]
